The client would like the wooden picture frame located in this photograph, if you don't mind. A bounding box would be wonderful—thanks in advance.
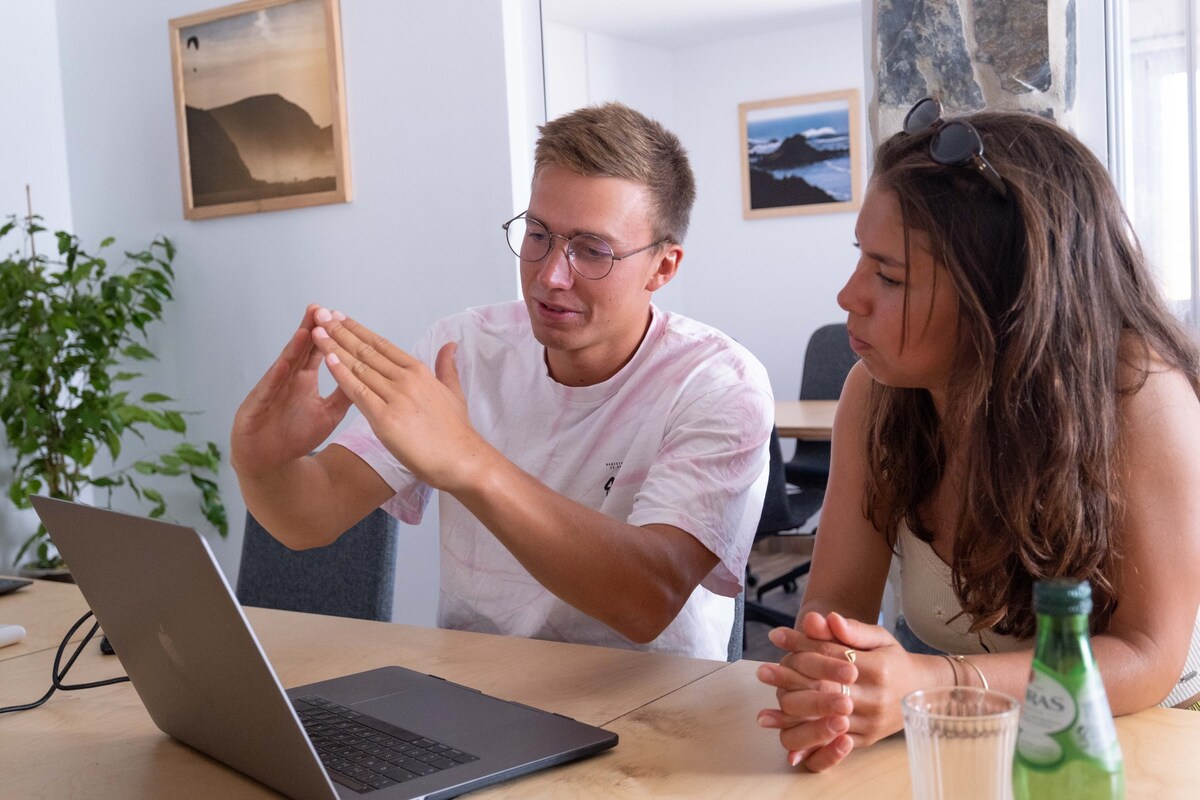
[739,89,863,219]
[169,0,351,220]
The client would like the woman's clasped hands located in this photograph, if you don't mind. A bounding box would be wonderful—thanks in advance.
[755,611,930,772]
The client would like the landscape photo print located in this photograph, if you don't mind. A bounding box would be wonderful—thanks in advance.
[739,89,862,219]
[169,0,350,220]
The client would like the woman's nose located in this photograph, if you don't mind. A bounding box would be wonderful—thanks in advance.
[837,267,867,314]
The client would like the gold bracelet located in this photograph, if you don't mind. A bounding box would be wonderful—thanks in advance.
[939,654,959,686]
[953,654,989,691]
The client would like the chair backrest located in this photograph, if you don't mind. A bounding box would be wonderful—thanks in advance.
[236,508,399,622]
[799,323,858,401]
[757,427,807,537]
[787,323,859,486]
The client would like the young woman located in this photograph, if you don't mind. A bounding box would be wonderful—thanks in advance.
[755,100,1200,772]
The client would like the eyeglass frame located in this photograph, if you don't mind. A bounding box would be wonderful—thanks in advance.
[501,212,669,280]
[902,96,1008,198]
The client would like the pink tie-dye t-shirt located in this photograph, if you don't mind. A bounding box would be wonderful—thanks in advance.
[335,301,773,659]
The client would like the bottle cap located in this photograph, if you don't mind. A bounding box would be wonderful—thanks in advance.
[1034,579,1092,615]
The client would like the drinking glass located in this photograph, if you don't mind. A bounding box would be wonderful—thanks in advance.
[901,686,1021,800]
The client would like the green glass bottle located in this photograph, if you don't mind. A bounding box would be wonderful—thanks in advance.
[1014,579,1124,799]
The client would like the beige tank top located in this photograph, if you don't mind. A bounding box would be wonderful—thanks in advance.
[897,524,1200,707]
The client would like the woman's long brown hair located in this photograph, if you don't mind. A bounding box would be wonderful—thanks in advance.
[866,110,1200,638]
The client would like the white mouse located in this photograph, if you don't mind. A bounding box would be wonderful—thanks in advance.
[0,623,27,648]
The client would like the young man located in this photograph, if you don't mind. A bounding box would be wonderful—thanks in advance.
[231,103,773,660]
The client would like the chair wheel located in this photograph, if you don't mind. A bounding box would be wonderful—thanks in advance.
[747,575,758,588]
[784,581,797,593]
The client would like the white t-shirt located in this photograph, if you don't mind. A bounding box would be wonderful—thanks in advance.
[334,301,773,660]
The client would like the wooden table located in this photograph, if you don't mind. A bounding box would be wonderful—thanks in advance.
[775,400,837,441]
[3,581,1198,798]
[0,575,91,661]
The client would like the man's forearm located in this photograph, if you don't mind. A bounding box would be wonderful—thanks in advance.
[236,447,392,550]
[450,446,720,643]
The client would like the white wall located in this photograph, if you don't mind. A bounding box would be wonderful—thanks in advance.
[6,0,542,624]
[543,13,865,417]
[544,22,676,129]
[675,17,865,407]
[0,0,76,569]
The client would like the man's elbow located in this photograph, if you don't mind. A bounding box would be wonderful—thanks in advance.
[611,596,687,644]
[252,516,342,551]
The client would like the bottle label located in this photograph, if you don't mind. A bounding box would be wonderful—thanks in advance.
[1017,669,1074,765]
[1072,672,1119,758]
[1017,662,1122,770]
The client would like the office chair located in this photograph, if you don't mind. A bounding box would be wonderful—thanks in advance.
[236,507,400,622]
[728,591,745,661]
[784,323,858,487]
[743,427,825,634]
[752,324,858,606]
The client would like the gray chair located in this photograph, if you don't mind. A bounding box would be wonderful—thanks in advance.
[751,323,858,606]
[728,591,745,661]
[236,508,400,622]
[743,426,824,637]
[784,323,858,487]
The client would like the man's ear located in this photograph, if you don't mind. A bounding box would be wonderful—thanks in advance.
[644,244,683,292]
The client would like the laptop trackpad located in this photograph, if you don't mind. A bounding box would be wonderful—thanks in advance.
[354,680,544,741]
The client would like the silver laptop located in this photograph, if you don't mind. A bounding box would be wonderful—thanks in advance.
[33,496,617,800]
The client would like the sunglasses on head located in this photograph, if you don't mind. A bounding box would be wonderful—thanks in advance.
[903,96,1008,198]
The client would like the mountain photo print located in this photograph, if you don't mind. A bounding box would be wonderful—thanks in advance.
[739,89,862,219]
[169,0,350,220]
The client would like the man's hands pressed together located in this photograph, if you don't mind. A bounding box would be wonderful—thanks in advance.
[309,306,496,495]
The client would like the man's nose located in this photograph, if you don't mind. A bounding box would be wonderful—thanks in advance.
[537,236,575,288]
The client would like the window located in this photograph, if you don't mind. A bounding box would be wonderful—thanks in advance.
[1111,0,1199,327]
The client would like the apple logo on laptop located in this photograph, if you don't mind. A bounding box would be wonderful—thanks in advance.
[157,625,185,668]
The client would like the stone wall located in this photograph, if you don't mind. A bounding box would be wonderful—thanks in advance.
[868,0,1076,145]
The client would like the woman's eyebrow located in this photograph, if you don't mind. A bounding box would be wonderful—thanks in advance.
[862,247,906,270]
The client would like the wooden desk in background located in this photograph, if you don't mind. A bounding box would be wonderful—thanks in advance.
[3,579,1198,798]
[775,399,837,441]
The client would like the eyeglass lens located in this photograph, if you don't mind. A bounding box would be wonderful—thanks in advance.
[504,216,615,279]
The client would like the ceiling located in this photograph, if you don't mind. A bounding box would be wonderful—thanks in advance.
[541,0,860,50]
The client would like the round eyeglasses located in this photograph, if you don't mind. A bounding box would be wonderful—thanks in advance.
[501,213,666,280]
[903,96,1008,198]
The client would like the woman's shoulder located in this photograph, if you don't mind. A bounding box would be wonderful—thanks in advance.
[1116,333,1200,441]
[1117,333,1199,403]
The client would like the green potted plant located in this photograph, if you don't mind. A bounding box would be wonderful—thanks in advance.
[0,211,226,575]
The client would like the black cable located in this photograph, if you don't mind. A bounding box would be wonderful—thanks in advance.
[0,610,130,714]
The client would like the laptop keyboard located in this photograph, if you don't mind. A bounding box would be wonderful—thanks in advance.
[293,695,479,794]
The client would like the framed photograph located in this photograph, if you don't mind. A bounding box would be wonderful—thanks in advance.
[739,89,863,219]
[169,0,351,220]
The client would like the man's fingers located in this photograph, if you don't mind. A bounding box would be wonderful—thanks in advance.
[434,343,464,401]
[241,328,314,415]
[314,308,418,374]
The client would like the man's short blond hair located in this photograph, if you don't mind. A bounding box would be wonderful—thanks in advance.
[534,102,696,244]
